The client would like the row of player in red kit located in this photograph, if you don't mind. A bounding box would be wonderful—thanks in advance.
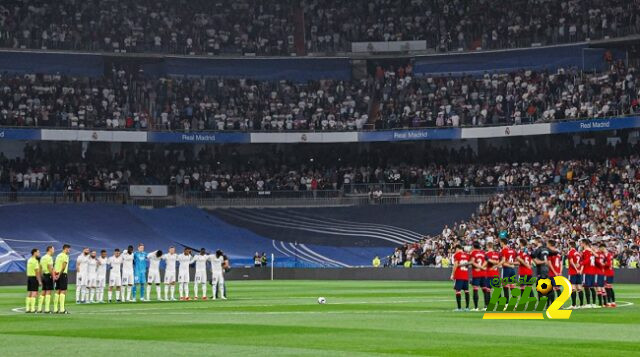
[450,239,616,311]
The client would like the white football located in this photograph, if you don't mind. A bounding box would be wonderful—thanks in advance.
[317,297,326,304]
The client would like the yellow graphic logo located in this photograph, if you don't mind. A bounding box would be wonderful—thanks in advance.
[482,276,572,320]
[536,278,553,295]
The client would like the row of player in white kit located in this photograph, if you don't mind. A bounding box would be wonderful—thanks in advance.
[74,246,228,303]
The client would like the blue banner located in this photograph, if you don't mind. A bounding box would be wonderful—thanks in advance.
[0,128,41,140]
[550,116,640,134]
[413,44,624,76]
[358,128,461,142]
[147,131,250,143]
[158,57,351,82]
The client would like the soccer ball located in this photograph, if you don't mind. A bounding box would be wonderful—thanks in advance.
[536,278,553,295]
[317,297,326,304]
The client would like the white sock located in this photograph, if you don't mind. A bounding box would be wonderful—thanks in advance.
[108,290,112,301]
[170,285,175,299]
[156,286,161,300]
[220,282,225,297]
[97,289,103,302]
[116,290,120,301]
[185,284,190,298]
[213,283,217,298]
[202,283,207,298]
[179,284,184,298]
[146,285,151,300]
[81,287,87,302]
[89,289,95,302]
[76,286,81,301]
[127,286,132,300]
[194,283,199,297]
[164,285,169,300]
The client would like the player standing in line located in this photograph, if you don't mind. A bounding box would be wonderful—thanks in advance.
[146,250,163,301]
[531,237,550,301]
[96,250,108,303]
[516,238,533,298]
[107,249,123,303]
[162,247,178,301]
[595,244,608,307]
[53,244,70,314]
[76,247,90,303]
[603,244,616,307]
[25,248,41,313]
[121,246,135,302]
[547,240,562,307]
[191,248,209,300]
[498,238,517,303]
[37,246,55,313]
[469,242,487,311]
[450,244,470,311]
[209,250,227,300]
[485,241,501,300]
[132,243,148,302]
[86,251,99,303]
[580,239,598,308]
[567,241,584,309]
[177,248,192,300]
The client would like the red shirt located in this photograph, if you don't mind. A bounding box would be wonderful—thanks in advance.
[549,253,562,277]
[517,250,533,276]
[485,251,500,278]
[500,247,517,268]
[582,249,597,275]
[567,248,581,275]
[605,251,614,277]
[596,251,607,275]
[470,249,486,278]
[452,251,470,281]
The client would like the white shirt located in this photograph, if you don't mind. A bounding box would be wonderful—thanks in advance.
[86,257,98,277]
[163,253,178,273]
[191,254,208,273]
[77,254,90,276]
[208,255,224,274]
[97,257,108,278]
[108,255,123,275]
[147,252,162,273]
[177,254,192,274]
[122,251,134,272]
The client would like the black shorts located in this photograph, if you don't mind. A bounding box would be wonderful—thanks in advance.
[55,273,68,291]
[42,274,54,291]
[27,277,39,292]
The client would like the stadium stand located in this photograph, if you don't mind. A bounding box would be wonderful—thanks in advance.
[0,0,637,55]
[0,61,638,131]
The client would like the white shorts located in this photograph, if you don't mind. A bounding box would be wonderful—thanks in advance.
[211,272,224,285]
[109,273,122,287]
[147,271,161,284]
[96,277,106,288]
[87,275,97,288]
[164,271,176,284]
[178,271,190,283]
[76,274,86,286]
[194,271,207,284]
[122,271,134,286]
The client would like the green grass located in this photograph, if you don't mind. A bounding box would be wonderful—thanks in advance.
[0,281,638,356]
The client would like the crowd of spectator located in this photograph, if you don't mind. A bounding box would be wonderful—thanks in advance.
[1,1,637,55]
[0,0,294,55]
[0,70,372,131]
[305,0,640,52]
[388,153,640,269]
[2,61,640,131]
[2,135,639,198]
[375,60,640,128]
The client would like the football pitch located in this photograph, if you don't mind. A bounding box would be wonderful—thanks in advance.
[0,280,639,356]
